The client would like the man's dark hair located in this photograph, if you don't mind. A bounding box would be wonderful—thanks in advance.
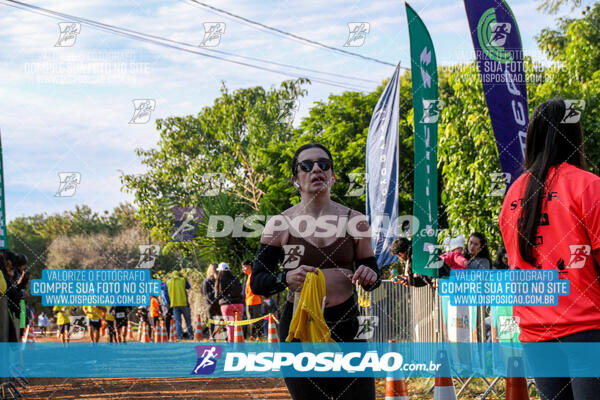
[390,237,411,256]
[291,143,334,177]
[14,253,27,268]
[242,260,252,266]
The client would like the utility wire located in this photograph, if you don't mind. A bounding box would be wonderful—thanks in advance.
[185,0,406,69]
[0,0,376,91]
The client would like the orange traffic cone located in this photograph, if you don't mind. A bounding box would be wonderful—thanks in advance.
[506,357,529,400]
[385,340,408,400]
[126,320,134,340]
[385,376,409,400]
[267,314,278,343]
[433,350,457,400]
[170,319,178,342]
[162,321,166,343]
[234,312,244,343]
[140,322,150,343]
[154,321,162,343]
[21,321,36,344]
[194,315,204,341]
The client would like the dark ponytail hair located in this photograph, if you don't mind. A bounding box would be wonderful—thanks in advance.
[464,232,491,264]
[518,98,586,265]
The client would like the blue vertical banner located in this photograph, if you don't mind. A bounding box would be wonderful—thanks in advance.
[406,3,440,277]
[463,0,528,188]
[366,64,401,268]
[0,130,7,249]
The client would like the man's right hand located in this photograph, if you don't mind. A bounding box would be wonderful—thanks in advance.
[285,265,318,292]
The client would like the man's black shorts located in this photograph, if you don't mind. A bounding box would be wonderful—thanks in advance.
[115,318,127,329]
[59,323,71,334]
[89,319,101,329]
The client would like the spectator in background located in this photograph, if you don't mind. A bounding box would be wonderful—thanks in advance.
[160,279,172,340]
[202,263,221,340]
[149,295,161,339]
[242,260,263,339]
[38,312,49,336]
[389,237,432,287]
[1,250,26,342]
[167,270,194,340]
[464,232,492,269]
[215,262,243,343]
[493,247,509,269]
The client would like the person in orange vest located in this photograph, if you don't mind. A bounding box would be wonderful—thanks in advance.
[149,295,161,340]
[242,260,263,339]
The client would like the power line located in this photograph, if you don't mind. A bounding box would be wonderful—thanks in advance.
[185,0,407,69]
[0,0,377,91]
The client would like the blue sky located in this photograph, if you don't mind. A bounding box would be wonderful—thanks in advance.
[0,0,575,221]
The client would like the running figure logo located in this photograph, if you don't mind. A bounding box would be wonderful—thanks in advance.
[170,206,203,242]
[421,99,444,123]
[129,99,156,124]
[354,316,379,340]
[199,23,226,47]
[561,100,585,124]
[344,23,370,47]
[424,243,444,270]
[282,245,305,269]
[192,345,222,375]
[567,244,591,269]
[55,22,81,47]
[489,22,511,46]
[55,172,81,197]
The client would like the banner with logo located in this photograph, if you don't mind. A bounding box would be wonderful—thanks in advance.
[463,0,528,189]
[366,64,402,268]
[406,4,440,277]
[0,131,7,249]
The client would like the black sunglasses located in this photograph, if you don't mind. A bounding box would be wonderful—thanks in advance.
[297,158,333,173]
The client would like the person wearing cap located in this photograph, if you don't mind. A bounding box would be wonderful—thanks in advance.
[166,270,193,340]
[242,260,263,339]
[214,262,243,342]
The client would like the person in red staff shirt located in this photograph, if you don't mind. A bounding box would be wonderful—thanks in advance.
[499,98,600,400]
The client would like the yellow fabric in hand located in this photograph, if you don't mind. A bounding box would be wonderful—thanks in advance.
[356,284,371,308]
[285,269,333,343]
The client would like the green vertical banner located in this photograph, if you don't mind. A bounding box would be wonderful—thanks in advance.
[0,131,7,249]
[406,3,440,277]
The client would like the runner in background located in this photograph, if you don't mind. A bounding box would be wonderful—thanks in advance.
[499,98,600,400]
[84,306,103,343]
[114,306,129,343]
[53,306,74,343]
[242,260,263,339]
[104,306,117,343]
